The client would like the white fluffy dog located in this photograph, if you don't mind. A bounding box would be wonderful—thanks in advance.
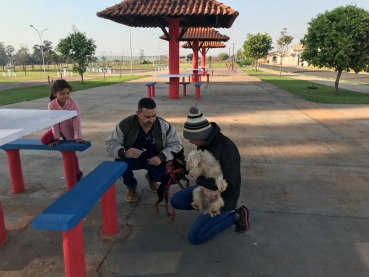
[186,149,228,216]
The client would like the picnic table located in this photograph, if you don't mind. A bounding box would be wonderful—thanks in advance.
[0,108,78,246]
[157,73,191,82]
[157,73,193,97]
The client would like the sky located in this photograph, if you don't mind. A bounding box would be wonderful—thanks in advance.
[1,0,369,59]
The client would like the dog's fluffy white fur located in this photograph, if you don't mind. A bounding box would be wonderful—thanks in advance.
[186,149,228,216]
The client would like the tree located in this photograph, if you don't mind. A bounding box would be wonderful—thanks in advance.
[301,5,369,94]
[236,49,243,61]
[42,40,55,69]
[56,27,96,83]
[139,49,145,64]
[5,45,15,65]
[243,33,273,71]
[14,46,30,74]
[218,52,229,61]
[186,53,193,61]
[32,44,43,68]
[276,28,293,78]
[0,42,7,71]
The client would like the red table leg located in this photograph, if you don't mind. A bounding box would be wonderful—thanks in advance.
[151,85,155,97]
[196,86,201,100]
[62,222,86,277]
[101,184,118,235]
[147,86,152,98]
[0,202,6,246]
[183,84,187,96]
[61,151,77,190]
[5,149,25,193]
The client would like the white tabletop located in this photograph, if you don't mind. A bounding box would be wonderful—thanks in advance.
[0,109,77,146]
[157,74,191,78]
[186,68,208,71]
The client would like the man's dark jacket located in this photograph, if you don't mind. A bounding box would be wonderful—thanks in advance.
[197,123,241,211]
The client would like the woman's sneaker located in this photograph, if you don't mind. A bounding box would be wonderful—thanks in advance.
[235,206,250,233]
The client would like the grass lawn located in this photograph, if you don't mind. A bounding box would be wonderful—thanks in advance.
[243,68,369,104]
[0,69,97,83]
[0,75,149,106]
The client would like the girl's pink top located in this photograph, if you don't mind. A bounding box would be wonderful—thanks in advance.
[48,98,83,140]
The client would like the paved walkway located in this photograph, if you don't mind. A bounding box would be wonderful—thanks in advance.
[1,69,369,276]
[258,66,369,94]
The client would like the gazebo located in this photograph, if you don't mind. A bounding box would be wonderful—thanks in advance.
[161,27,229,80]
[97,0,238,99]
[182,41,226,73]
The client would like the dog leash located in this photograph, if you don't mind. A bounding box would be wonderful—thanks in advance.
[165,163,183,221]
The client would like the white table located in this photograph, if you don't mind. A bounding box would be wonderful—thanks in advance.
[0,109,77,146]
[156,74,193,97]
[0,108,77,245]
[157,73,191,78]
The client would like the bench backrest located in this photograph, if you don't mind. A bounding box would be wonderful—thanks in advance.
[0,139,91,152]
[32,161,127,231]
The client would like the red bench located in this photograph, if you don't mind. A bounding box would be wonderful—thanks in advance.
[195,82,202,100]
[33,161,127,277]
[145,82,157,98]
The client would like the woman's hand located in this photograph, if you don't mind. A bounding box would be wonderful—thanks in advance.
[76,139,85,144]
[48,139,60,147]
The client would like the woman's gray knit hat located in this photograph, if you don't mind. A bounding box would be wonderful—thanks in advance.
[183,106,213,140]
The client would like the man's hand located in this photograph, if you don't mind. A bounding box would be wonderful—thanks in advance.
[48,139,60,147]
[125,147,142,158]
[147,156,161,166]
[76,139,85,144]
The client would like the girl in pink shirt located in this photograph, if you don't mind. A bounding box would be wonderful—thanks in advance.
[40,80,85,181]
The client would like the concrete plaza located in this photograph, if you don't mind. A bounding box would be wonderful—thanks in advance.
[1,69,369,276]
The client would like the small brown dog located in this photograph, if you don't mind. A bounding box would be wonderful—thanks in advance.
[156,148,189,215]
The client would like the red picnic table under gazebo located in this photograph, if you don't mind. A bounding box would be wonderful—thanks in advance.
[182,41,226,77]
[97,0,238,99]
[160,27,229,81]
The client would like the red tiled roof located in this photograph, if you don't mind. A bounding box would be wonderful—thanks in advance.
[160,27,229,41]
[182,41,226,48]
[96,0,239,28]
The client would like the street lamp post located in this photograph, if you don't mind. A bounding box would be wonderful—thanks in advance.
[30,25,47,73]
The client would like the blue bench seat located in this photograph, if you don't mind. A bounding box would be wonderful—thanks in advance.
[33,161,126,231]
[0,139,91,193]
[0,139,91,151]
[32,161,127,276]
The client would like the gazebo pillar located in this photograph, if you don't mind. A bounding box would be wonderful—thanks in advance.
[201,46,206,76]
[192,40,199,82]
[168,19,180,99]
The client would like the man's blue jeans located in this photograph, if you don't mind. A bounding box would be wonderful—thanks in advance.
[115,158,167,189]
[171,186,237,245]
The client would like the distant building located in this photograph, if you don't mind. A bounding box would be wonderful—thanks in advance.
[263,44,307,66]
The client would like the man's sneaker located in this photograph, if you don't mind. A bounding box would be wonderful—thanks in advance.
[125,187,138,203]
[76,171,84,182]
[235,206,250,233]
[145,173,158,192]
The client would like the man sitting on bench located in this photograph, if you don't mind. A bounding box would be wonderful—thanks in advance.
[105,98,182,202]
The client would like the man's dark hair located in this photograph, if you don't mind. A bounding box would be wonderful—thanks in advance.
[138,98,156,111]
